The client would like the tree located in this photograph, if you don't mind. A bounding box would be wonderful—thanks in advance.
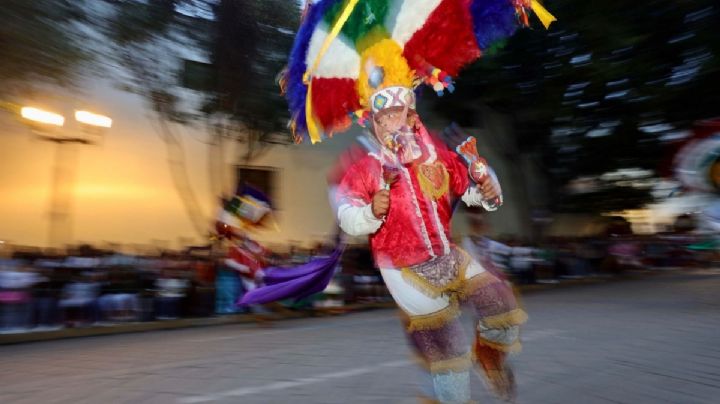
[201,0,298,163]
[106,0,300,237]
[434,0,720,212]
[0,0,301,238]
[0,0,91,101]
[108,0,216,237]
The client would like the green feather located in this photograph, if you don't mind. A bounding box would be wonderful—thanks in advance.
[323,0,390,49]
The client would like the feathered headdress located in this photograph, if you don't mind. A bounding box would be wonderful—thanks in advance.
[215,184,276,239]
[282,0,556,144]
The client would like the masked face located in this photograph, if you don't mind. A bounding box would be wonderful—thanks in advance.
[373,108,422,164]
[393,127,423,164]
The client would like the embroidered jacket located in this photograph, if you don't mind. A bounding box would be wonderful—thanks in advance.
[336,123,498,269]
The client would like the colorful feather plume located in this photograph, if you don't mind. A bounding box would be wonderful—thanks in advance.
[283,0,555,144]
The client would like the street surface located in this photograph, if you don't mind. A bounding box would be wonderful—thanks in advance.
[2,269,719,404]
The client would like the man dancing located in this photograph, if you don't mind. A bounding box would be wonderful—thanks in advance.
[332,39,526,403]
[271,1,556,401]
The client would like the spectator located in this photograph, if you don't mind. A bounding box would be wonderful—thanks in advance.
[510,246,536,284]
[155,270,188,320]
[137,267,158,321]
[59,273,100,327]
[32,267,63,330]
[461,208,512,280]
[0,263,38,332]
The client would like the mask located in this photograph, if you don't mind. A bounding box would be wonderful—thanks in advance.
[393,127,422,164]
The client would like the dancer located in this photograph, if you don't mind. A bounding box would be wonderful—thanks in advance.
[259,1,555,402]
[332,55,523,401]
[214,185,274,317]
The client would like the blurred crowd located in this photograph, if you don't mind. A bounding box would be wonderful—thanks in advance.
[0,252,210,333]
[0,243,390,334]
[471,233,718,286]
[1,228,716,334]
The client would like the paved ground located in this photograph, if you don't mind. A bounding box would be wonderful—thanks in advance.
[1,269,719,404]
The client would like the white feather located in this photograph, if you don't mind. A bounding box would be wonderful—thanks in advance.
[305,22,361,79]
[389,0,443,47]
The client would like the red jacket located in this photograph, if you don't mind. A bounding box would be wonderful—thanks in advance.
[227,240,268,279]
[336,124,470,268]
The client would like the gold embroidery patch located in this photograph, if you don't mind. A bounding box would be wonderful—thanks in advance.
[416,161,449,200]
[401,249,471,299]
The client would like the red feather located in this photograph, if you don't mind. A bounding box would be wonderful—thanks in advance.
[311,77,362,133]
[402,0,482,77]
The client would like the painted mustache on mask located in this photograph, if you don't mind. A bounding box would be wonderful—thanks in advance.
[390,127,422,164]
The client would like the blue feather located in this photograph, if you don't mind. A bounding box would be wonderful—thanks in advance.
[470,0,519,51]
[285,0,343,142]
[287,0,524,142]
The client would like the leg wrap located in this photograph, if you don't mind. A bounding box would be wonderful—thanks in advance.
[461,271,527,353]
[461,271,525,402]
[404,314,472,403]
[407,315,471,374]
[474,339,516,403]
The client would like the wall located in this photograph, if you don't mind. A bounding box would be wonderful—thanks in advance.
[1,80,213,250]
[1,79,533,250]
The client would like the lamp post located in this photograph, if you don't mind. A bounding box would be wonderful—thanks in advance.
[20,107,112,250]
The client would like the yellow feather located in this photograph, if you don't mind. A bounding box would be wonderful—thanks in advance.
[531,0,557,29]
[357,39,415,109]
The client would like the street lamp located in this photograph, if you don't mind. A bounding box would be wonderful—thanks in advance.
[19,106,112,250]
[75,110,112,128]
[21,107,65,127]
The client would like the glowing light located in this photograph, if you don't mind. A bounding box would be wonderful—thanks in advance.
[75,111,112,128]
[20,107,65,126]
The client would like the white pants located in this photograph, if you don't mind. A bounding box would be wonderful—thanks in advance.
[380,259,486,316]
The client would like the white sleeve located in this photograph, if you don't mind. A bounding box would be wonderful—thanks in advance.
[337,203,383,236]
[461,168,502,211]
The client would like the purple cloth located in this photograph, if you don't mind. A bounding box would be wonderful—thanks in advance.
[238,246,344,306]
